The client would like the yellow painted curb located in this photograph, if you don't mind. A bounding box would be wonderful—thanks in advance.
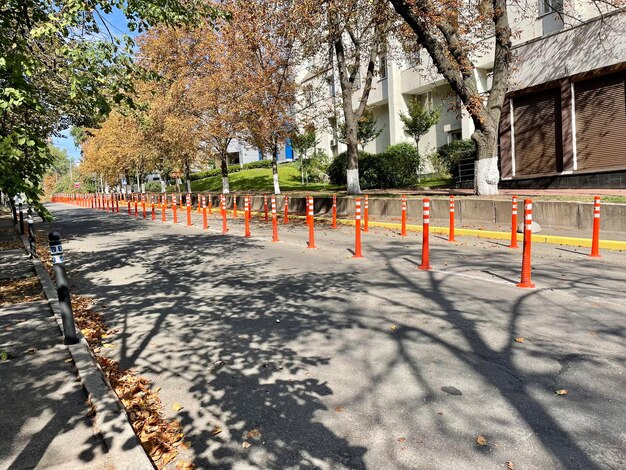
[285,214,625,251]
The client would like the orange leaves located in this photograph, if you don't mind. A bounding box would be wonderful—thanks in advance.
[476,435,487,446]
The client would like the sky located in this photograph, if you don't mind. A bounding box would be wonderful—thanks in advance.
[52,7,136,162]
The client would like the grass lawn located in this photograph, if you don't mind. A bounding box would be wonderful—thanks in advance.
[185,164,341,193]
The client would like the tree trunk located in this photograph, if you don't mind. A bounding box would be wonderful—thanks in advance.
[185,162,191,193]
[416,137,421,183]
[220,154,230,194]
[472,129,500,195]
[272,145,281,195]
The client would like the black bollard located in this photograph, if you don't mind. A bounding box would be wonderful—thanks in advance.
[27,213,36,258]
[11,198,17,225]
[19,203,24,235]
[48,232,79,345]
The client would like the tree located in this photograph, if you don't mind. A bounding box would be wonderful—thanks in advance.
[232,0,300,195]
[291,129,319,184]
[338,108,384,151]
[294,0,398,194]
[0,0,221,215]
[399,98,440,181]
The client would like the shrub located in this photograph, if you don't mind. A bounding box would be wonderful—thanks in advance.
[435,139,476,175]
[378,143,420,188]
[328,144,420,189]
[144,181,162,192]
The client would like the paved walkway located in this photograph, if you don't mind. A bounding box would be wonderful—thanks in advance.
[44,202,626,469]
[0,215,112,470]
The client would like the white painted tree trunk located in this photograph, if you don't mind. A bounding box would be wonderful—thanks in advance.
[186,179,191,193]
[222,177,230,194]
[474,157,499,195]
[346,169,361,194]
[160,180,166,193]
[273,173,281,194]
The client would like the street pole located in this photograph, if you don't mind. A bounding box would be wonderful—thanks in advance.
[48,232,79,344]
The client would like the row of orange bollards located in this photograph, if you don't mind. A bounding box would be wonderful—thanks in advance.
[53,192,605,289]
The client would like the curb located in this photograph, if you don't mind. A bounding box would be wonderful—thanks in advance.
[283,215,626,251]
[19,231,153,470]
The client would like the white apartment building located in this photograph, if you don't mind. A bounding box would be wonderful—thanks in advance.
[295,2,626,188]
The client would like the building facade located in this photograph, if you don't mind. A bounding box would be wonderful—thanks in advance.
[296,3,626,188]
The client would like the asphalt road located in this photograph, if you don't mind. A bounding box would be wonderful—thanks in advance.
[44,203,626,469]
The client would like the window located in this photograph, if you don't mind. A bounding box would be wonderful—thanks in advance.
[379,55,387,79]
[352,69,361,90]
[327,77,336,97]
[447,130,462,144]
[539,0,563,16]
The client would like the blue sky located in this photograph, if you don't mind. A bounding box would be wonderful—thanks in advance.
[53,7,136,162]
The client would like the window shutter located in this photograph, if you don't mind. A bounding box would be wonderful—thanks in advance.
[575,75,626,171]
[514,89,562,176]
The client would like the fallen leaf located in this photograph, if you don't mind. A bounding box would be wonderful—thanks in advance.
[176,461,194,470]
[181,441,192,449]
[211,427,222,436]
[242,441,251,449]
[514,337,525,343]
[506,461,515,470]
[588,331,598,336]
[397,437,407,443]
[334,407,344,412]
[246,428,262,439]
[391,325,398,331]
[476,435,487,446]
[64,358,73,363]
[26,348,36,355]
[102,343,116,349]
[437,412,444,416]
[172,403,184,412]
[555,389,568,396]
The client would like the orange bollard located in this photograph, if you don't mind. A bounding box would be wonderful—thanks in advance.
[172,196,178,224]
[134,196,138,217]
[308,196,316,248]
[115,194,119,213]
[589,196,601,257]
[221,194,228,234]
[353,198,363,258]
[271,195,279,242]
[186,194,192,226]
[233,194,237,218]
[332,194,337,229]
[508,195,519,248]
[517,199,535,288]
[264,194,269,222]
[448,195,456,242]
[401,195,407,236]
[197,195,202,214]
[127,195,131,215]
[363,195,369,232]
[151,196,156,220]
[418,198,431,271]
[208,193,212,214]
[284,195,289,224]
[142,195,147,218]
[161,195,166,223]
[202,196,208,230]
[244,196,251,238]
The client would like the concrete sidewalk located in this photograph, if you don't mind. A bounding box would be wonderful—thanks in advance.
[0,215,112,470]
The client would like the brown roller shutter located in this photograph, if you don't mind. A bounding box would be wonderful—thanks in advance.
[575,75,626,171]
[513,89,563,176]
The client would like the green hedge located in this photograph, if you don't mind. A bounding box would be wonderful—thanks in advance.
[189,160,273,181]
[328,143,420,189]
